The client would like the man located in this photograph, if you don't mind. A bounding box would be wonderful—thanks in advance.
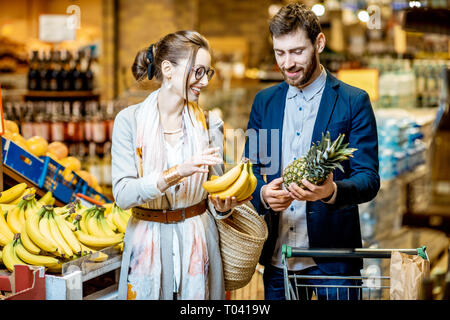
[244,2,380,300]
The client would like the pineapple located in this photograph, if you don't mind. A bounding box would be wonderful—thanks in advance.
[283,132,357,189]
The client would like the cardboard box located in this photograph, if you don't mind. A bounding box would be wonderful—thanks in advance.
[0,265,46,300]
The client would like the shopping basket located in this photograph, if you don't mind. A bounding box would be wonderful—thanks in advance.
[281,244,429,300]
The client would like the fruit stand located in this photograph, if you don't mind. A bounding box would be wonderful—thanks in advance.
[0,118,128,299]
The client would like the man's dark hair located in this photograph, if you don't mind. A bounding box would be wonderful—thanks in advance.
[269,2,322,44]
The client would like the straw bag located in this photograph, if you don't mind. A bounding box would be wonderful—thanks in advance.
[216,203,268,291]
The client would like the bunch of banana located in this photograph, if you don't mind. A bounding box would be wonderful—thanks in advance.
[109,203,131,234]
[1,236,28,272]
[202,159,257,201]
[0,207,15,246]
[0,183,27,204]
[74,206,123,249]
[37,191,55,207]
[6,193,39,234]
[9,187,36,205]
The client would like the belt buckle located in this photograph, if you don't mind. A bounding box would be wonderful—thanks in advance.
[162,209,168,224]
[181,208,186,222]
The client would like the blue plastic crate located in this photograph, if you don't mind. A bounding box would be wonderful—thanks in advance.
[38,156,88,204]
[2,137,44,185]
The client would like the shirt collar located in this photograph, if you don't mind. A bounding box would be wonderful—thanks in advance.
[286,65,327,102]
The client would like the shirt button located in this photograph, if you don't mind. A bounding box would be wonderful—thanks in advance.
[290,206,294,211]
[290,227,294,231]
[296,132,300,136]
[293,157,297,160]
[299,107,303,111]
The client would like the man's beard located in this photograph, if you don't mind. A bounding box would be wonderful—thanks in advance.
[282,50,318,88]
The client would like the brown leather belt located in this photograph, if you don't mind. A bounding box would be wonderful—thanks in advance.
[131,200,207,223]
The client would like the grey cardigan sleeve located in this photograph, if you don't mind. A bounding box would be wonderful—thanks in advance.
[111,108,164,210]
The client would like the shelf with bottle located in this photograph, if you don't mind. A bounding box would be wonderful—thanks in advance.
[27,48,96,93]
[3,99,123,194]
[366,57,450,109]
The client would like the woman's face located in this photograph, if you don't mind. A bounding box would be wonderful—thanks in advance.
[169,47,212,102]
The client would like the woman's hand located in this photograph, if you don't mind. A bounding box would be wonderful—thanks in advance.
[157,147,222,193]
[177,147,222,177]
[208,195,252,214]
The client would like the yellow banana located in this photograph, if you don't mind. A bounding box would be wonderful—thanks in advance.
[115,242,124,252]
[46,261,63,273]
[9,187,35,205]
[37,191,53,206]
[0,183,27,204]
[25,209,58,254]
[38,211,62,256]
[79,242,97,256]
[105,213,118,232]
[112,209,127,233]
[0,249,2,264]
[75,230,123,248]
[2,238,27,272]
[0,231,12,246]
[0,203,16,215]
[88,251,109,262]
[64,219,77,232]
[15,239,60,267]
[210,175,219,181]
[99,215,117,237]
[20,225,41,255]
[47,212,73,259]
[211,162,249,200]
[86,210,107,237]
[202,163,244,193]
[6,206,23,234]
[236,162,257,201]
[53,214,82,255]
[79,208,91,233]
[0,207,14,242]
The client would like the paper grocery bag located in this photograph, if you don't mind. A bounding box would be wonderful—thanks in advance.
[389,251,430,300]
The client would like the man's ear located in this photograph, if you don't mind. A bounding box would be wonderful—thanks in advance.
[161,60,173,79]
[315,33,326,54]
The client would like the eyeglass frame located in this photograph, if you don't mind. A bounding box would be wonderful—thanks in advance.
[192,65,215,81]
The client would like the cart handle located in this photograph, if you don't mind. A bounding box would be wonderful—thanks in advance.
[281,244,428,260]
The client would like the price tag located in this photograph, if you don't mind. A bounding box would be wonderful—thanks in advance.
[39,14,76,43]
[337,68,379,102]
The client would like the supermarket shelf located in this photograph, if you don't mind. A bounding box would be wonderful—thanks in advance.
[24,90,100,101]
[2,164,65,207]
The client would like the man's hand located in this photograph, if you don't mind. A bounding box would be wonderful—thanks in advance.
[287,172,335,202]
[261,177,293,212]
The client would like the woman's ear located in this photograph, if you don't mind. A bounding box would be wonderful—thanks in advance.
[161,60,173,79]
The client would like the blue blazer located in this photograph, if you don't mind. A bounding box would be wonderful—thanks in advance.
[244,70,380,275]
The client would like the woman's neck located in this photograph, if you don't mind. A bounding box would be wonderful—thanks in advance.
[157,86,184,127]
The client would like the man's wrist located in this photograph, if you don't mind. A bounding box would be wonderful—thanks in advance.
[321,182,337,204]
[260,185,271,209]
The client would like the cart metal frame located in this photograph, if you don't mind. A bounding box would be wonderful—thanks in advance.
[281,244,429,300]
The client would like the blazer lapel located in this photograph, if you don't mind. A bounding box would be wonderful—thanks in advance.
[271,82,288,177]
[311,70,340,145]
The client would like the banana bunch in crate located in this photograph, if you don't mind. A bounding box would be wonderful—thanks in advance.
[202,159,257,201]
[0,183,131,273]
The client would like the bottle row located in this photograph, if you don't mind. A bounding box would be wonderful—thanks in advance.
[3,100,124,144]
[27,49,97,91]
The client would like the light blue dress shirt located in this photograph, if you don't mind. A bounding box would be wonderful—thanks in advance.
[271,66,328,270]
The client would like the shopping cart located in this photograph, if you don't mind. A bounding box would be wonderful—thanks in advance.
[281,244,429,300]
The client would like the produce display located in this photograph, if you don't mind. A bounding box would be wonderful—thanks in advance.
[202,159,257,201]
[2,119,103,194]
[282,132,357,189]
[0,183,130,273]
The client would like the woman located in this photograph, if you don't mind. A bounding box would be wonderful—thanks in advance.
[111,30,248,300]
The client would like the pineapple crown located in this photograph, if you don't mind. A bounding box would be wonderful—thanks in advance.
[304,131,357,175]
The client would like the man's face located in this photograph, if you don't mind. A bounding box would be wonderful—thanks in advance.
[273,28,320,88]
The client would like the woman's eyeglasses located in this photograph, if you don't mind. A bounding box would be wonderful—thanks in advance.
[192,65,215,81]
